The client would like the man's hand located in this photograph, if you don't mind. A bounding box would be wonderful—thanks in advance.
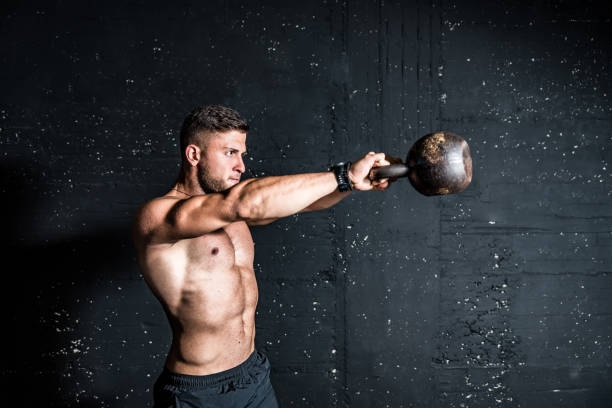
[349,152,401,191]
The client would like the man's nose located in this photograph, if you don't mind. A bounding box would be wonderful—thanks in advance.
[235,156,245,173]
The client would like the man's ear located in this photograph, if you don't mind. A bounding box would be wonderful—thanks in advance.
[185,144,201,167]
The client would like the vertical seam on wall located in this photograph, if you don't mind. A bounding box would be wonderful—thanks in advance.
[377,0,385,150]
[400,2,406,141]
[433,0,443,404]
[429,2,434,132]
[333,2,350,407]
[416,0,421,137]
[341,1,349,402]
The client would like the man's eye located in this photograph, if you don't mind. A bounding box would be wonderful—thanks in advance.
[225,151,234,156]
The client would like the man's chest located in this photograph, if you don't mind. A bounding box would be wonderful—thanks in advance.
[178,222,253,271]
[222,221,254,266]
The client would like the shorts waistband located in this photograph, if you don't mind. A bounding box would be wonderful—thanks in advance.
[158,350,261,390]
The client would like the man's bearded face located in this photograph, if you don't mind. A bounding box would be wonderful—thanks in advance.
[195,130,247,193]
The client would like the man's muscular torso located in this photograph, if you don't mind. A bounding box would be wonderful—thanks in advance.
[132,131,391,379]
[134,194,257,375]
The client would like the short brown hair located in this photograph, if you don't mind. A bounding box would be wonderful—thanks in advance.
[179,105,249,159]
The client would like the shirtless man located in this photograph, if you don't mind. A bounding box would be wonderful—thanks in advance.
[132,105,394,407]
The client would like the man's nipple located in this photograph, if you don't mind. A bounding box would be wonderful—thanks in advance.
[211,247,219,255]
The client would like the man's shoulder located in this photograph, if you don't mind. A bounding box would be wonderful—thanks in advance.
[132,195,182,237]
[136,195,181,217]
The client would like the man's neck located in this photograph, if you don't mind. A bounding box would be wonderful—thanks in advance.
[174,168,205,196]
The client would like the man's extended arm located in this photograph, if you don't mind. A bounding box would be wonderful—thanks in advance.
[247,189,351,226]
[234,172,342,221]
[139,152,391,242]
[250,153,395,222]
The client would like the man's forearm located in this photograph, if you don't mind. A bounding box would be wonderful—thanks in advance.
[234,172,339,221]
[300,189,353,212]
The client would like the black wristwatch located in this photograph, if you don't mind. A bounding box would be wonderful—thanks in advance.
[329,161,354,192]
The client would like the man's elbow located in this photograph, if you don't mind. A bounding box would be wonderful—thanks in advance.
[234,195,264,222]
[235,200,251,221]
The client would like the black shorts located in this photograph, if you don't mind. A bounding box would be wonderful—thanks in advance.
[153,349,279,408]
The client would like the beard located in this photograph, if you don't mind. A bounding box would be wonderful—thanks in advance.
[196,163,229,193]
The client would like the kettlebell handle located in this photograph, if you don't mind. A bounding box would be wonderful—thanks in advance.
[369,164,409,180]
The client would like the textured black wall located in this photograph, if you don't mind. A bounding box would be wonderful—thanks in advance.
[2,0,611,407]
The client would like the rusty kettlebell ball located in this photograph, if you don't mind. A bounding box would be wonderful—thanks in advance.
[406,132,472,196]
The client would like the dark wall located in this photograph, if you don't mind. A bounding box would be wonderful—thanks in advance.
[2,0,611,407]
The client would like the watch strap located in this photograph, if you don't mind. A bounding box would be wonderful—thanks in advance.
[329,161,353,192]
